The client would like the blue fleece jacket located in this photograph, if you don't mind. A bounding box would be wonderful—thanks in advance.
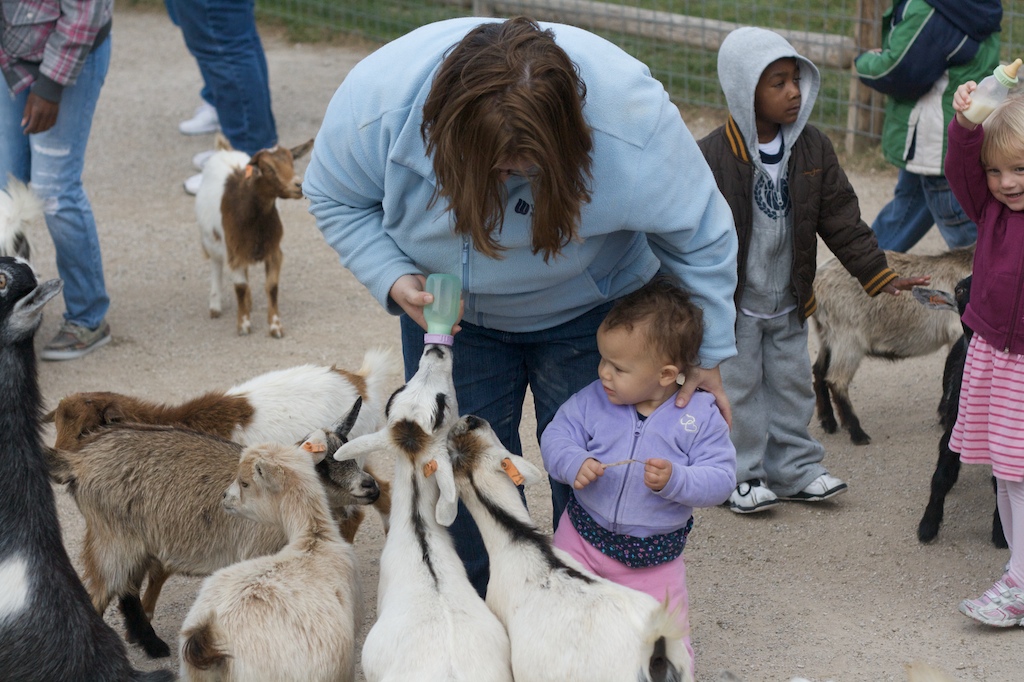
[541,381,736,537]
[303,17,738,368]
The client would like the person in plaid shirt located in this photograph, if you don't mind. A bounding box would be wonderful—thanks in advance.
[0,0,114,360]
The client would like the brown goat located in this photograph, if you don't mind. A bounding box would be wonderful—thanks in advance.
[196,134,314,337]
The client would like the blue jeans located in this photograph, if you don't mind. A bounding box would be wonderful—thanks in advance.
[166,0,277,154]
[871,169,977,252]
[0,38,111,330]
[400,301,612,596]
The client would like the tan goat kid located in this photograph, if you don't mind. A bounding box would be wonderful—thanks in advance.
[180,441,359,682]
[196,135,314,337]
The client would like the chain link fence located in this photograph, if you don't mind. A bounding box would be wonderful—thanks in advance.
[255,0,1024,150]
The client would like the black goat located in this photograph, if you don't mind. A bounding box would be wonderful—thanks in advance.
[0,257,173,681]
[916,275,1006,547]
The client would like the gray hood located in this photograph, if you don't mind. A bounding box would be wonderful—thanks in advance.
[717,27,820,161]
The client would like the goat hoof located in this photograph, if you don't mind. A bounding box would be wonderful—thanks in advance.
[138,634,171,659]
[819,417,837,434]
[917,519,939,543]
[850,431,871,446]
[269,326,284,339]
[209,309,221,319]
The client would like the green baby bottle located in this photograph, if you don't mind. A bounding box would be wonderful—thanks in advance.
[423,273,461,346]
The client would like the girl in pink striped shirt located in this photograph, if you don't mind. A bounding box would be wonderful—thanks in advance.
[945,79,1024,627]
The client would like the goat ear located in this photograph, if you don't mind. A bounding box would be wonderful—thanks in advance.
[911,287,957,312]
[290,139,314,161]
[103,403,127,424]
[501,455,544,487]
[333,397,362,441]
[42,408,56,424]
[432,453,459,527]
[252,459,284,493]
[334,431,386,463]
[299,435,328,465]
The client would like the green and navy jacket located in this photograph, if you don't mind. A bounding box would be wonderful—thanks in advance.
[854,0,1002,175]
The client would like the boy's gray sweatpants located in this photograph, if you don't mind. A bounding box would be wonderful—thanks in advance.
[721,310,826,496]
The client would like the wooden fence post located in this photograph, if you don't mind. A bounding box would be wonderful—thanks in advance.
[846,0,886,153]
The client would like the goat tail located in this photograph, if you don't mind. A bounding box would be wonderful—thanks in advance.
[357,345,400,405]
[643,598,691,682]
[43,445,75,484]
[181,620,230,671]
[1,175,40,261]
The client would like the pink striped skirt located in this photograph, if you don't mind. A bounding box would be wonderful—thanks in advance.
[950,334,1024,482]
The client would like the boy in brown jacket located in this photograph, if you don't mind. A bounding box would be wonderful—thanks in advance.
[698,27,926,513]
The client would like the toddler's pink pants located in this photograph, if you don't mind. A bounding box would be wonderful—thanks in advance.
[553,510,695,673]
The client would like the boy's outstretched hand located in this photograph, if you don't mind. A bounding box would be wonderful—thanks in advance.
[883,274,931,296]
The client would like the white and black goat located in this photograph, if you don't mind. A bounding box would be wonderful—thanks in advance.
[913,276,1005,547]
[46,400,375,659]
[0,257,173,681]
[195,134,314,337]
[333,343,513,682]
[811,245,975,444]
[179,440,359,682]
[0,177,39,261]
[445,414,692,682]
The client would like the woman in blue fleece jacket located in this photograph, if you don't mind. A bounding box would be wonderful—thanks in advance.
[303,16,738,596]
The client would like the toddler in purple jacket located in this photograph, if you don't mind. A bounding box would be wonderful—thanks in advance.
[541,275,736,670]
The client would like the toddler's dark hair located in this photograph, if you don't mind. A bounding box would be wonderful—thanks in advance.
[601,274,703,369]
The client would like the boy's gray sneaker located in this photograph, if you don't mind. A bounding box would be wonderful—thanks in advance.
[728,480,780,513]
[40,320,111,361]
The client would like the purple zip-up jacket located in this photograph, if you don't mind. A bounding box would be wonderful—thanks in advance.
[945,120,1024,354]
[0,0,112,101]
[541,381,736,537]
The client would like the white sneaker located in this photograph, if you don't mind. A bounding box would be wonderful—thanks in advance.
[179,103,219,136]
[728,480,780,514]
[778,473,848,501]
[192,149,216,171]
[184,173,203,196]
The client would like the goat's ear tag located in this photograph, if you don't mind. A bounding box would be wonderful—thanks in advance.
[501,458,525,486]
[302,441,326,454]
[423,460,438,478]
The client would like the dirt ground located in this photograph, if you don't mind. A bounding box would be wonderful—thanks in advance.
[29,7,1020,681]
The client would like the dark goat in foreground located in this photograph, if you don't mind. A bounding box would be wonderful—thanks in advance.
[915,276,1006,548]
[0,256,173,681]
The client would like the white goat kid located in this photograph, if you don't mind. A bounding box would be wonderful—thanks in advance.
[333,344,512,682]
[446,415,693,682]
[179,441,359,682]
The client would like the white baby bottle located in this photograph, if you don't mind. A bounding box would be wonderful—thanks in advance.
[964,58,1023,125]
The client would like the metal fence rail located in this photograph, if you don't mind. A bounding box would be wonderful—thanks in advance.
[255,0,1024,150]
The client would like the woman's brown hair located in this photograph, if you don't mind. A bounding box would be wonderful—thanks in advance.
[421,16,593,261]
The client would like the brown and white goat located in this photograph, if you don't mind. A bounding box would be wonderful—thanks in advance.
[46,401,374,661]
[196,134,314,337]
[179,441,360,682]
[811,245,975,444]
[45,347,395,541]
